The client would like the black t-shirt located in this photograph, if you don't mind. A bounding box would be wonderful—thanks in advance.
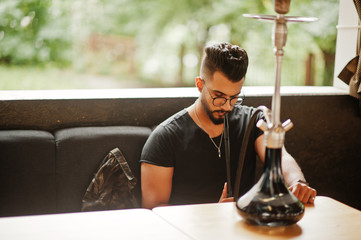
[140,105,264,205]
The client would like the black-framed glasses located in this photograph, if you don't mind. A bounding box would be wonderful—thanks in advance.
[202,79,245,107]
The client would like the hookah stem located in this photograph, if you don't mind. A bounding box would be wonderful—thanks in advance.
[271,15,287,127]
[267,15,287,177]
[272,51,283,126]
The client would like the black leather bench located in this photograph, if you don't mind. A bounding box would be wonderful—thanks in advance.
[0,126,151,217]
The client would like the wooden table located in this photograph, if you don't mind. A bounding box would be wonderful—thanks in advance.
[0,208,191,240]
[153,196,361,240]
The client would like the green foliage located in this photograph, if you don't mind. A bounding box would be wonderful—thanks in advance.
[0,0,340,88]
[0,65,84,89]
[0,0,72,65]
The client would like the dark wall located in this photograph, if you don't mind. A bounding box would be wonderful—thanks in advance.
[0,94,360,210]
[283,95,361,211]
[0,97,196,131]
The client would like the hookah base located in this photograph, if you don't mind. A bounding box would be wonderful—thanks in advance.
[236,208,304,226]
[236,192,305,226]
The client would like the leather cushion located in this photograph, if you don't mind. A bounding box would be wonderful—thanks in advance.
[0,130,56,216]
[54,126,151,213]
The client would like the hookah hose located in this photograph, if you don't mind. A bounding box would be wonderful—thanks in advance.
[224,114,232,197]
[232,107,265,200]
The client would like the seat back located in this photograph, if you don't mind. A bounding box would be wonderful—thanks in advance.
[0,130,56,217]
[55,126,151,213]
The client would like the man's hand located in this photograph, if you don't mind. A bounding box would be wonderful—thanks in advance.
[218,182,234,203]
[289,182,317,204]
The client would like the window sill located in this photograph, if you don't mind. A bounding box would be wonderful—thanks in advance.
[0,86,349,101]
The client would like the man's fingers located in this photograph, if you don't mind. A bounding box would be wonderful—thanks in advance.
[298,186,308,203]
[307,188,317,204]
[219,182,228,202]
[291,184,300,197]
[220,197,234,203]
[300,188,310,204]
[301,186,317,204]
[289,183,317,204]
[222,182,227,196]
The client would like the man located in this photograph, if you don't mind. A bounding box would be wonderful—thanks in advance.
[140,42,316,209]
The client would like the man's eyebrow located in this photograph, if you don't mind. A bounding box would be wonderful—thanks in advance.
[213,89,241,97]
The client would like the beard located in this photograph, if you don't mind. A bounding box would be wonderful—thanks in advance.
[200,95,230,125]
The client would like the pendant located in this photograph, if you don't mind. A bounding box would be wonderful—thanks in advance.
[218,149,221,158]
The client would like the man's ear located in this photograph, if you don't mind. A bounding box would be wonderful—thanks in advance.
[195,77,203,92]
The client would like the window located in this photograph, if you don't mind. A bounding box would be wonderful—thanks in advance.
[334,0,358,89]
[0,0,346,91]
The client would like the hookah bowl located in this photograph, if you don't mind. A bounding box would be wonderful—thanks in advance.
[235,0,316,226]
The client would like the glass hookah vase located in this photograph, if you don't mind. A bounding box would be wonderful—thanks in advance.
[236,125,304,226]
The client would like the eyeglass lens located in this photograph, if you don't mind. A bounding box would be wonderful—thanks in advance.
[213,97,243,107]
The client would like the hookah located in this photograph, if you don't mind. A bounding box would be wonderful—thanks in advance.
[233,0,317,226]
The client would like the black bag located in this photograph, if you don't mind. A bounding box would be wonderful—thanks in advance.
[81,148,138,211]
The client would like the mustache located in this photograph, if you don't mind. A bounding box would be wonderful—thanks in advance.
[213,110,231,114]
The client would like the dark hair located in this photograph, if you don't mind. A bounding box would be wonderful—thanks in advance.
[200,42,248,82]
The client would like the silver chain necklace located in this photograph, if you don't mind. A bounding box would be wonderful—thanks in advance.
[194,103,224,159]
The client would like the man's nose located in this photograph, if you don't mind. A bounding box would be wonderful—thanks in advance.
[222,100,233,111]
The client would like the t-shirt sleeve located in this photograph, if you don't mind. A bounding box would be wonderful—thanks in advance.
[140,125,175,167]
[253,110,265,140]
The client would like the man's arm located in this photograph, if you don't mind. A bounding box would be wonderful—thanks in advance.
[254,134,317,204]
[141,162,174,209]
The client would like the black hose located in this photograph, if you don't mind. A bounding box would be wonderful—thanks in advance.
[233,108,263,200]
[224,114,232,197]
